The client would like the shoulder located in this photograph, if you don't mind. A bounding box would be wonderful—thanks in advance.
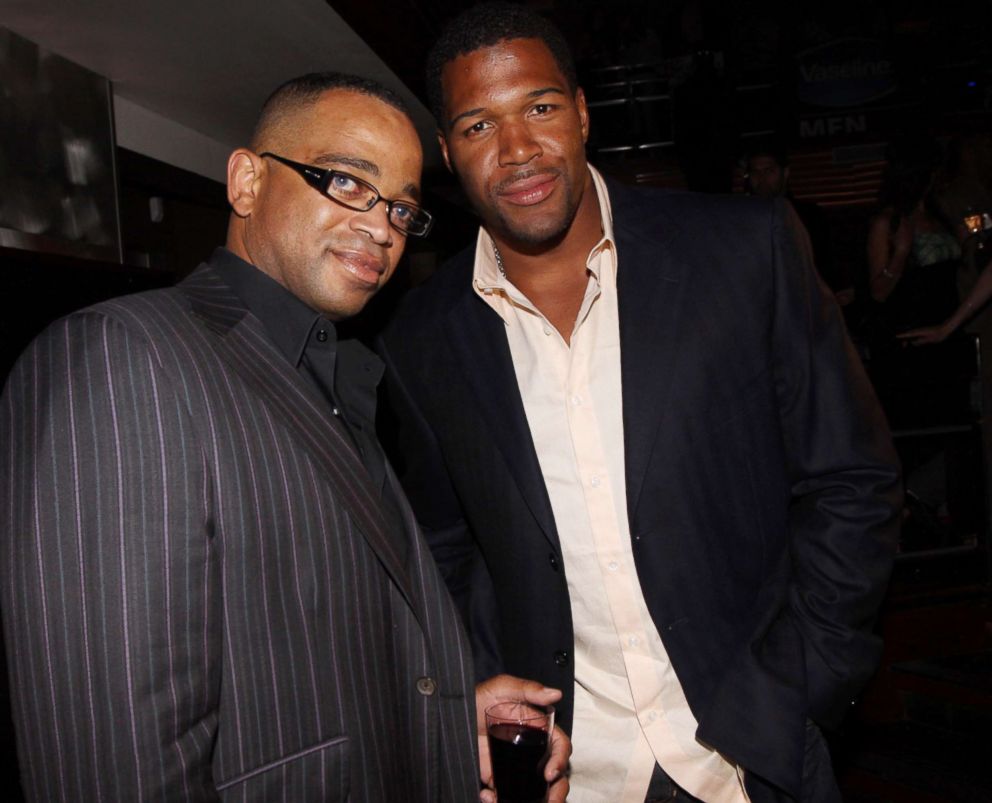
[37,284,183,342]
[606,178,777,241]
[608,179,788,270]
[3,286,184,409]
[74,261,226,337]
[383,242,477,340]
[16,265,216,380]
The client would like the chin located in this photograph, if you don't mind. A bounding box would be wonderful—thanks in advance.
[498,197,578,247]
[503,214,573,247]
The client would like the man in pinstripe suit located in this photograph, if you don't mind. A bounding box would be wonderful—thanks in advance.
[1,72,567,801]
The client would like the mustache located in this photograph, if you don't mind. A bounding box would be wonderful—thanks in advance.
[492,167,560,195]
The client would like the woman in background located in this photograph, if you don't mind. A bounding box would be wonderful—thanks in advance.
[867,147,961,332]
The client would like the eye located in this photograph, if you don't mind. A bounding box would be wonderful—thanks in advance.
[391,203,415,223]
[530,103,556,117]
[329,172,362,196]
[464,120,492,138]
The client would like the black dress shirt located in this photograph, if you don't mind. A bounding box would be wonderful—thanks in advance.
[211,248,399,517]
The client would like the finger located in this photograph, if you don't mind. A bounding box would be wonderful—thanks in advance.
[478,739,493,786]
[479,674,562,708]
[547,776,570,803]
[479,789,496,803]
[545,726,571,779]
[516,679,562,705]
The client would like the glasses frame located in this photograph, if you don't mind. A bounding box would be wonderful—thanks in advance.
[259,152,433,237]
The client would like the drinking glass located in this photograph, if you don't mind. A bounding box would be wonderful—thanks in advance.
[485,700,555,803]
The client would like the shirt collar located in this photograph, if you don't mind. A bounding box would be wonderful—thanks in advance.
[210,247,384,429]
[210,247,327,368]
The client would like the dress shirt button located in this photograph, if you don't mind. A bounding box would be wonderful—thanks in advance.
[570,395,582,406]
[607,560,618,572]
[628,636,639,647]
[416,676,436,696]
[590,475,601,488]
[316,329,328,342]
[647,711,657,723]
[553,650,570,667]
[543,326,552,336]
[548,553,559,572]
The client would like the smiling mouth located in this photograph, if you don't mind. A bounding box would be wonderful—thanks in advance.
[495,171,559,206]
[332,250,385,286]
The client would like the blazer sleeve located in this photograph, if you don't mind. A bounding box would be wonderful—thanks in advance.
[769,200,901,726]
[698,201,901,793]
[376,333,504,681]
[1,312,220,801]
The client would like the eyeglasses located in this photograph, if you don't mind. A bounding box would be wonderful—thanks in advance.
[260,152,433,237]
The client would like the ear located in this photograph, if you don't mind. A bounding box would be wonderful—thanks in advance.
[227,149,263,217]
[437,128,453,174]
[575,87,590,145]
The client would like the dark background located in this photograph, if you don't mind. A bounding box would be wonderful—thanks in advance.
[2,1,991,799]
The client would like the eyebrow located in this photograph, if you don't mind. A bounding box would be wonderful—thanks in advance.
[447,86,567,129]
[312,154,421,201]
[312,153,380,177]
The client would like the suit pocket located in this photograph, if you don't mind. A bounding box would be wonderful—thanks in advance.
[217,735,349,801]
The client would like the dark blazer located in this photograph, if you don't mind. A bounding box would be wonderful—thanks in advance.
[378,182,901,801]
[1,259,478,802]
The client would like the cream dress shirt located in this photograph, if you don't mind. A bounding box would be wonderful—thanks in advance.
[471,167,749,803]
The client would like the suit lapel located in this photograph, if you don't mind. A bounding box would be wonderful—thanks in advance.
[444,281,560,551]
[611,183,689,521]
[180,267,418,613]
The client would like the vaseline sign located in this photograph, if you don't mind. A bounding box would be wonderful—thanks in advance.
[797,38,896,108]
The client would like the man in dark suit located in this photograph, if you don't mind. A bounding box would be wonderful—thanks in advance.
[378,6,901,802]
[1,72,567,802]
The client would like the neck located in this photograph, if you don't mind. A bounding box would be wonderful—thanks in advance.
[489,170,602,344]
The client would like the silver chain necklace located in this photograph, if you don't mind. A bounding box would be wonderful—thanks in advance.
[492,242,506,277]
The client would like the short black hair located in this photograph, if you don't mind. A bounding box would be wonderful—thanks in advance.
[251,71,411,150]
[425,2,577,127]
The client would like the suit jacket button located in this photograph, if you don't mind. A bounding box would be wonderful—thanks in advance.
[548,553,559,572]
[416,676,437,696]
[553,650,570,667]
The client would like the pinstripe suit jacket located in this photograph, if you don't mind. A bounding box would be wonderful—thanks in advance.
[1,259,478,802]
[379,182,901,801]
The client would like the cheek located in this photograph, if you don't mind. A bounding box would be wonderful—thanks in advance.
[451,145,493,191]
[559,126,587,160]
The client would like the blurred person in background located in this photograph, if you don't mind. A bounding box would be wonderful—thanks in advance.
[746,142,852,307]
[866,139,961,333]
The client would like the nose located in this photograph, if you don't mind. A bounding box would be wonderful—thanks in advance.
[351,199,393,245]
[498,120,541,167]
